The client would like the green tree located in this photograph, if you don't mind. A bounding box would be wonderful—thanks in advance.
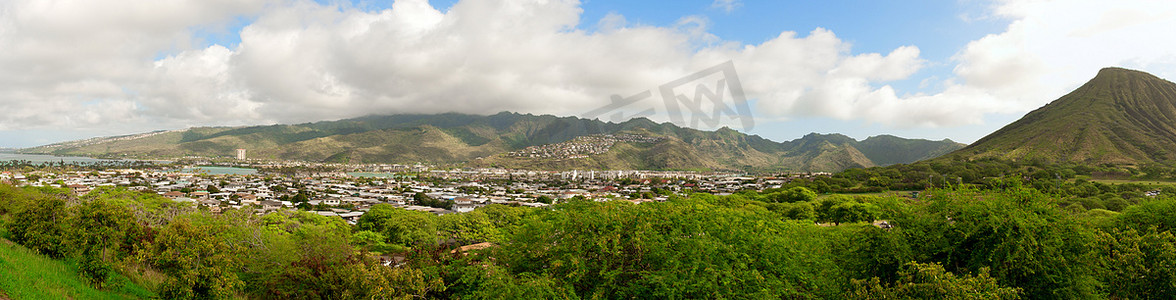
[1118,198,1176,232]
[454,265,577,299]
[0,184,35,215]
[493,196,846,299]
[248,210,368,299]
[341,253,446,299]
[816,195,877,225]
[829,201,878,225]
[351,230,404,253]
[899,188,1100,298]
[10,195,69,258]
[415,192,453,210]
[84,186,193,226]
[1091,228,1176,298]
[767,186,818,203]
[850,262,1020,299]
[767,201,815,220]
[291,192,309,203]
[66,199,135,287]
[356,204,439,247]
[440,209,502,245]
[149,216,242,299]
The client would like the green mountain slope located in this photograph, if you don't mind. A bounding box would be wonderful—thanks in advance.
[857,135,965,166]
[951,67,1176,165]
[779,133,877,171]
[23,112,962,172]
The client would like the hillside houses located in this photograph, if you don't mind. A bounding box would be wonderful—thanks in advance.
[506,134,665,159]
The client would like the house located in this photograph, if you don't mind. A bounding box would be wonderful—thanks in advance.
[68,184,91,195]
[260,200,283,212]
[233,193,258,205]
[338,211,365,223]
[341,197,370,205]
[400,205,455,216]
[453,197,485,213]
[453,202,480,213]
[322,198,342,206]
[384,195,407,205]
[162,191,184,199]
[199,199,221,208]
[558,191,579,199]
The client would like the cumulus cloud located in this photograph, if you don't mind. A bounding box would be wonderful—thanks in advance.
[0,0,274,131]
[1,0,1176,139]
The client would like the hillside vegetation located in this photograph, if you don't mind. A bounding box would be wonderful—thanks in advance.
[952,67,1176,165]
[23,113,963,172]
[2,180,1175,299]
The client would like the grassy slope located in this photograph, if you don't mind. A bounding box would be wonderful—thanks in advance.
[0,238,155,299]
[954,67,1176,165]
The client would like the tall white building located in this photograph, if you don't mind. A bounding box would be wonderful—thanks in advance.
[236,148,246,160]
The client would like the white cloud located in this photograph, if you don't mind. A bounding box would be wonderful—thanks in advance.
[0,0,274,131]
[2,0,1176,140]
[146,45,261,122]
[711,0,741,13]
[951,0,1176,111]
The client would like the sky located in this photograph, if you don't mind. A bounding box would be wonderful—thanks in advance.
[2,0,1176,148]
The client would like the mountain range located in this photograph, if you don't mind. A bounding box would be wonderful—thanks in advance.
[29,66,1176,171]
[947,67,1176,166]
[21,112,963,172]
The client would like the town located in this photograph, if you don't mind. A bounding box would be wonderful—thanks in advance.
[0,161,830,223]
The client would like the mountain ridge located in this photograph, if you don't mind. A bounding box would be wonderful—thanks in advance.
[948,67,1176,165]
[22,112,964,172]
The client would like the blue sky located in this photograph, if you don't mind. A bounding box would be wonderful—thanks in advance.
[1,0,1175,148]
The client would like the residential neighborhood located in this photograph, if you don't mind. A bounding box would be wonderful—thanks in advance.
[507,134,664,159]
[0,162,829,223]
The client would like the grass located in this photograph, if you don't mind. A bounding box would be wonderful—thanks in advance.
[1089,178,1176,187]
[0,237,157,299]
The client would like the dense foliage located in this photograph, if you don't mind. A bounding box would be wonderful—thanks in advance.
[2,179,1176,299]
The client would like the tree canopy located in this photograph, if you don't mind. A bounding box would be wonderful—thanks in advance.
[1,182,1176,299]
